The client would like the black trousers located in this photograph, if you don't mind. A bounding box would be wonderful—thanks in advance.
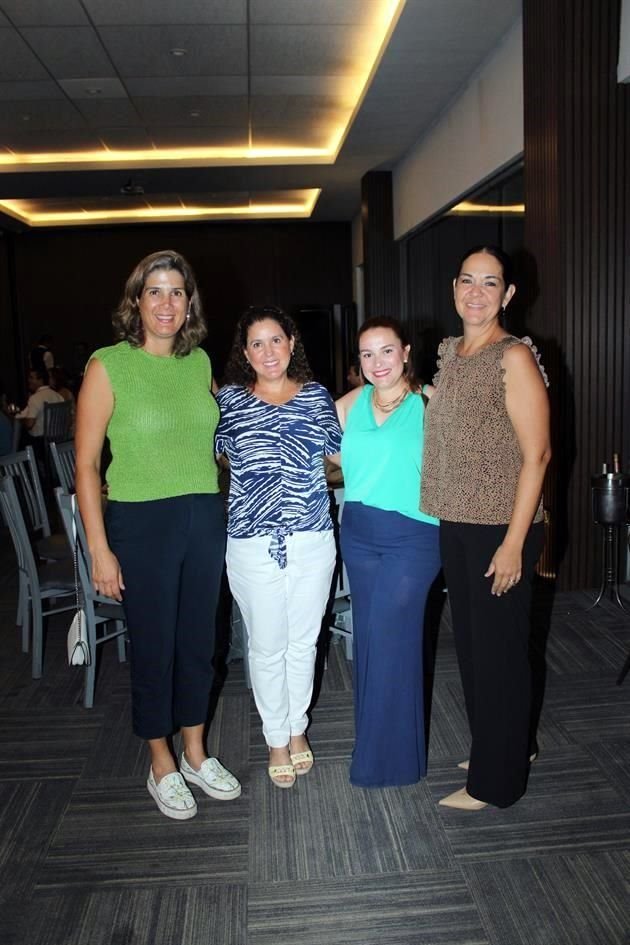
[106,493,226,740]
[440,520,544,808]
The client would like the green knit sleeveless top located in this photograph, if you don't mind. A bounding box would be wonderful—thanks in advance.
[92,342,220,502]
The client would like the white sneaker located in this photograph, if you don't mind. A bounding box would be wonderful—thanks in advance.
[180,754,242,800]
[147,768,197,820]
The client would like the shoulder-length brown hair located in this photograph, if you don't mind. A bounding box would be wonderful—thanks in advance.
[112,249,207,357]
[358,316,421,392]
[224,306,313,387]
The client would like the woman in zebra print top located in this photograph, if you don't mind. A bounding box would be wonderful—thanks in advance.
[216,307,342,788]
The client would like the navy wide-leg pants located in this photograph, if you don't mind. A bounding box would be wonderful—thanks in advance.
[340,502,441,787]
[106,493,226,740]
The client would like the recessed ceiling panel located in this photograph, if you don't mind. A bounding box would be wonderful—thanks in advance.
[147,126,249,148]
[0,80,65,101]
[0,0,88,27]
[73,98,142,128]
[97,128,154,149]
[134,95,248,127]
[21,27,117,79]
[251,0,385,26]
[250,25,375,75]
[98,25,248,77]
[84,0,247,26]
[58,78,128,100]
[126,76,247,97]
[0,99,84,132]
[0,27,50,80]
[1,129,103,152]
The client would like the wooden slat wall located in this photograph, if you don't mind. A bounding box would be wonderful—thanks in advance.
[524,0,630,589]
[361,171,401,318]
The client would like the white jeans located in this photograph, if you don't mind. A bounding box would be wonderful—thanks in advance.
[226,530,336,747]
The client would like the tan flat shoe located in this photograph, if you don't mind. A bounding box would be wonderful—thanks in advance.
[439,787,487,810]
[268,763,296,789]
[290,749,313,776]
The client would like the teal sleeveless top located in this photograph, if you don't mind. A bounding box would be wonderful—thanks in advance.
[92,342,219,502]
[341,385,438,525]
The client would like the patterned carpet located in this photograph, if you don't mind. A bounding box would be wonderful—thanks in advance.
[1,540,629,945]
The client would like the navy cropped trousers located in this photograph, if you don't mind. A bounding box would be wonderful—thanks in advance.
[106,493,225,740]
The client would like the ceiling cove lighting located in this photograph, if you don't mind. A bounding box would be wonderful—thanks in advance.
[0,191,321,227]
[449,201,525,215]
[0,0,406,173]
[0,146,332,172]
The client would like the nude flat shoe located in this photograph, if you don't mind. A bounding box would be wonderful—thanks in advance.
[439,787,488,810]
[268,763,296,789]
[290,749,313,776]
[457,751,538,771]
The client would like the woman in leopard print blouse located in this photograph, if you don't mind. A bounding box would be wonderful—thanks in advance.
[421,245,551,810]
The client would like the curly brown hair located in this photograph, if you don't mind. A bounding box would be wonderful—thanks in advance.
[112,250,207,357]
[358,316,421,392]
[224,307,313,387]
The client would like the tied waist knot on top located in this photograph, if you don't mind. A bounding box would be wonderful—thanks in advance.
[267,526,293,568]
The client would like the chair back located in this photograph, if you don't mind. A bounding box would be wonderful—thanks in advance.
[43,400,73,445]
[55,489,94,607]
[0,475,40,595]
[50,440,76,492]
[55,488,127,707]
[11,416,21,452]
[331,487,350,597]
[0,446,51,538]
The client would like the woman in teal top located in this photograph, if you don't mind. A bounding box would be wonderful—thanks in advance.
[76,250,240,821]
[335,317,440,787]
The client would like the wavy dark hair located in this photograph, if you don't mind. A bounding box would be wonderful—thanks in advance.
[455,244,514,287]
[455,244,515,326]
[357,316,421,392]
[112,249,207,357]
[224,306,313,387]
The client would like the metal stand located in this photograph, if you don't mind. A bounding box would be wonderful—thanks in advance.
[587,525,630,614]
[587,525,630,684]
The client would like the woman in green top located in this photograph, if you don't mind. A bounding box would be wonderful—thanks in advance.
[76,250,240,821]
[334,317,440,787]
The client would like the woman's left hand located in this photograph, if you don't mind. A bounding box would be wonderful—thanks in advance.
[485,542,522,596]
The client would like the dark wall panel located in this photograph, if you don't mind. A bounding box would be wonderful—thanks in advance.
[361,171,400,317]
[3,221,352,391]
[524,0,630,588]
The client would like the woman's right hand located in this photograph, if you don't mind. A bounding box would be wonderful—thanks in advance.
[91,547,125,601]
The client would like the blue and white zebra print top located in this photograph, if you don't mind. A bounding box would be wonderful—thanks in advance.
[215,382,342,566]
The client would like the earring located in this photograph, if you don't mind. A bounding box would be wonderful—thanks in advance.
[186,308,191,320]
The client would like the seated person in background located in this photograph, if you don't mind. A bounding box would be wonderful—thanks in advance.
[16,367,64,458]
[49,367,75,404]
[30,334,55,375]
[49,367,76,433]
[346,359,363,391]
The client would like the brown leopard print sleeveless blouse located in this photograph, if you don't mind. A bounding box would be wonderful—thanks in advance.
[420,335,546,525]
